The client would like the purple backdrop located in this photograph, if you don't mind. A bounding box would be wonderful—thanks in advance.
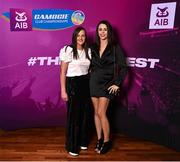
[0,0,180,150]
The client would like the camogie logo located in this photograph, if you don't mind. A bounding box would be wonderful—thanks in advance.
[3,9,85,31]
[71,10,85,25]
[149,2,176,29]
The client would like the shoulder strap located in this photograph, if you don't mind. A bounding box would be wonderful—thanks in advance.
[113,46,116,78]
[113,45,119,79]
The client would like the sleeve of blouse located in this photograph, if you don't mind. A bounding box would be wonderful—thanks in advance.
[88,48,92,59]
[114,44,128,86]
[59,46,73,63]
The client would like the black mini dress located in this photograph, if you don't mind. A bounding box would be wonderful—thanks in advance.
[89,44,128,99]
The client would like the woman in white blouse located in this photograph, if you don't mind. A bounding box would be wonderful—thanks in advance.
[60,27,91,156]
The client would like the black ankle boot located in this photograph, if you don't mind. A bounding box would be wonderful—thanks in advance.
[99,141,112,154]
[95,138,103,152]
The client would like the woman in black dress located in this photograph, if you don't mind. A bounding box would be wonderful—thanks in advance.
[90,20,128,154]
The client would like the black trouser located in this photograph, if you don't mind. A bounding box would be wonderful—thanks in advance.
[66,74,91,153]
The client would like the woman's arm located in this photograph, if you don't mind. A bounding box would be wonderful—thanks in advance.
[113,44,128,86]
[60,61,69,101]
[108,45,128,94]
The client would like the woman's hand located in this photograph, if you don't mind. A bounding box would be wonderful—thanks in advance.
[107,85,120,95]
[61,91,68,101]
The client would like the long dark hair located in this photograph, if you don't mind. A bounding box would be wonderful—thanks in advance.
[95,20,115,49]
[70,26,90,60]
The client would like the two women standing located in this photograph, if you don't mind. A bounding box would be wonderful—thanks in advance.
[60,20,128,156]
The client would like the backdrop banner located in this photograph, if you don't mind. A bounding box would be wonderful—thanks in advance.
[0,0,179,151]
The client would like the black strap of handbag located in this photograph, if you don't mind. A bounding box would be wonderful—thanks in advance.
[113,46,118,80]
[113,46,121,95]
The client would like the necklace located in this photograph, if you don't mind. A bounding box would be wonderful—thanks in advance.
[78,49,84,57]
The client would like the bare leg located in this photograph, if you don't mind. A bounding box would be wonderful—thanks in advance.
[91,97,102,140]
[97,97,110,142]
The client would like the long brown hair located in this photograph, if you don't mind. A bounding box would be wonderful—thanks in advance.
[70,26,90,60]
[95,20,115,49]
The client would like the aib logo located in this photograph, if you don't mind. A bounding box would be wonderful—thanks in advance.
[149,2,176,29]
[10,9,32,31]
[154,7,169,26]
[156,7,169,17]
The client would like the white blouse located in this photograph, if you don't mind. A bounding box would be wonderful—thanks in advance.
[59,45,91,77]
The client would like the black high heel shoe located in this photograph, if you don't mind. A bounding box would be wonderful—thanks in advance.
[95,138,103,152]
[99,141,112,154]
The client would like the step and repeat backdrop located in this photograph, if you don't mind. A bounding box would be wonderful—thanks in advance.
[0,0,179,150]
